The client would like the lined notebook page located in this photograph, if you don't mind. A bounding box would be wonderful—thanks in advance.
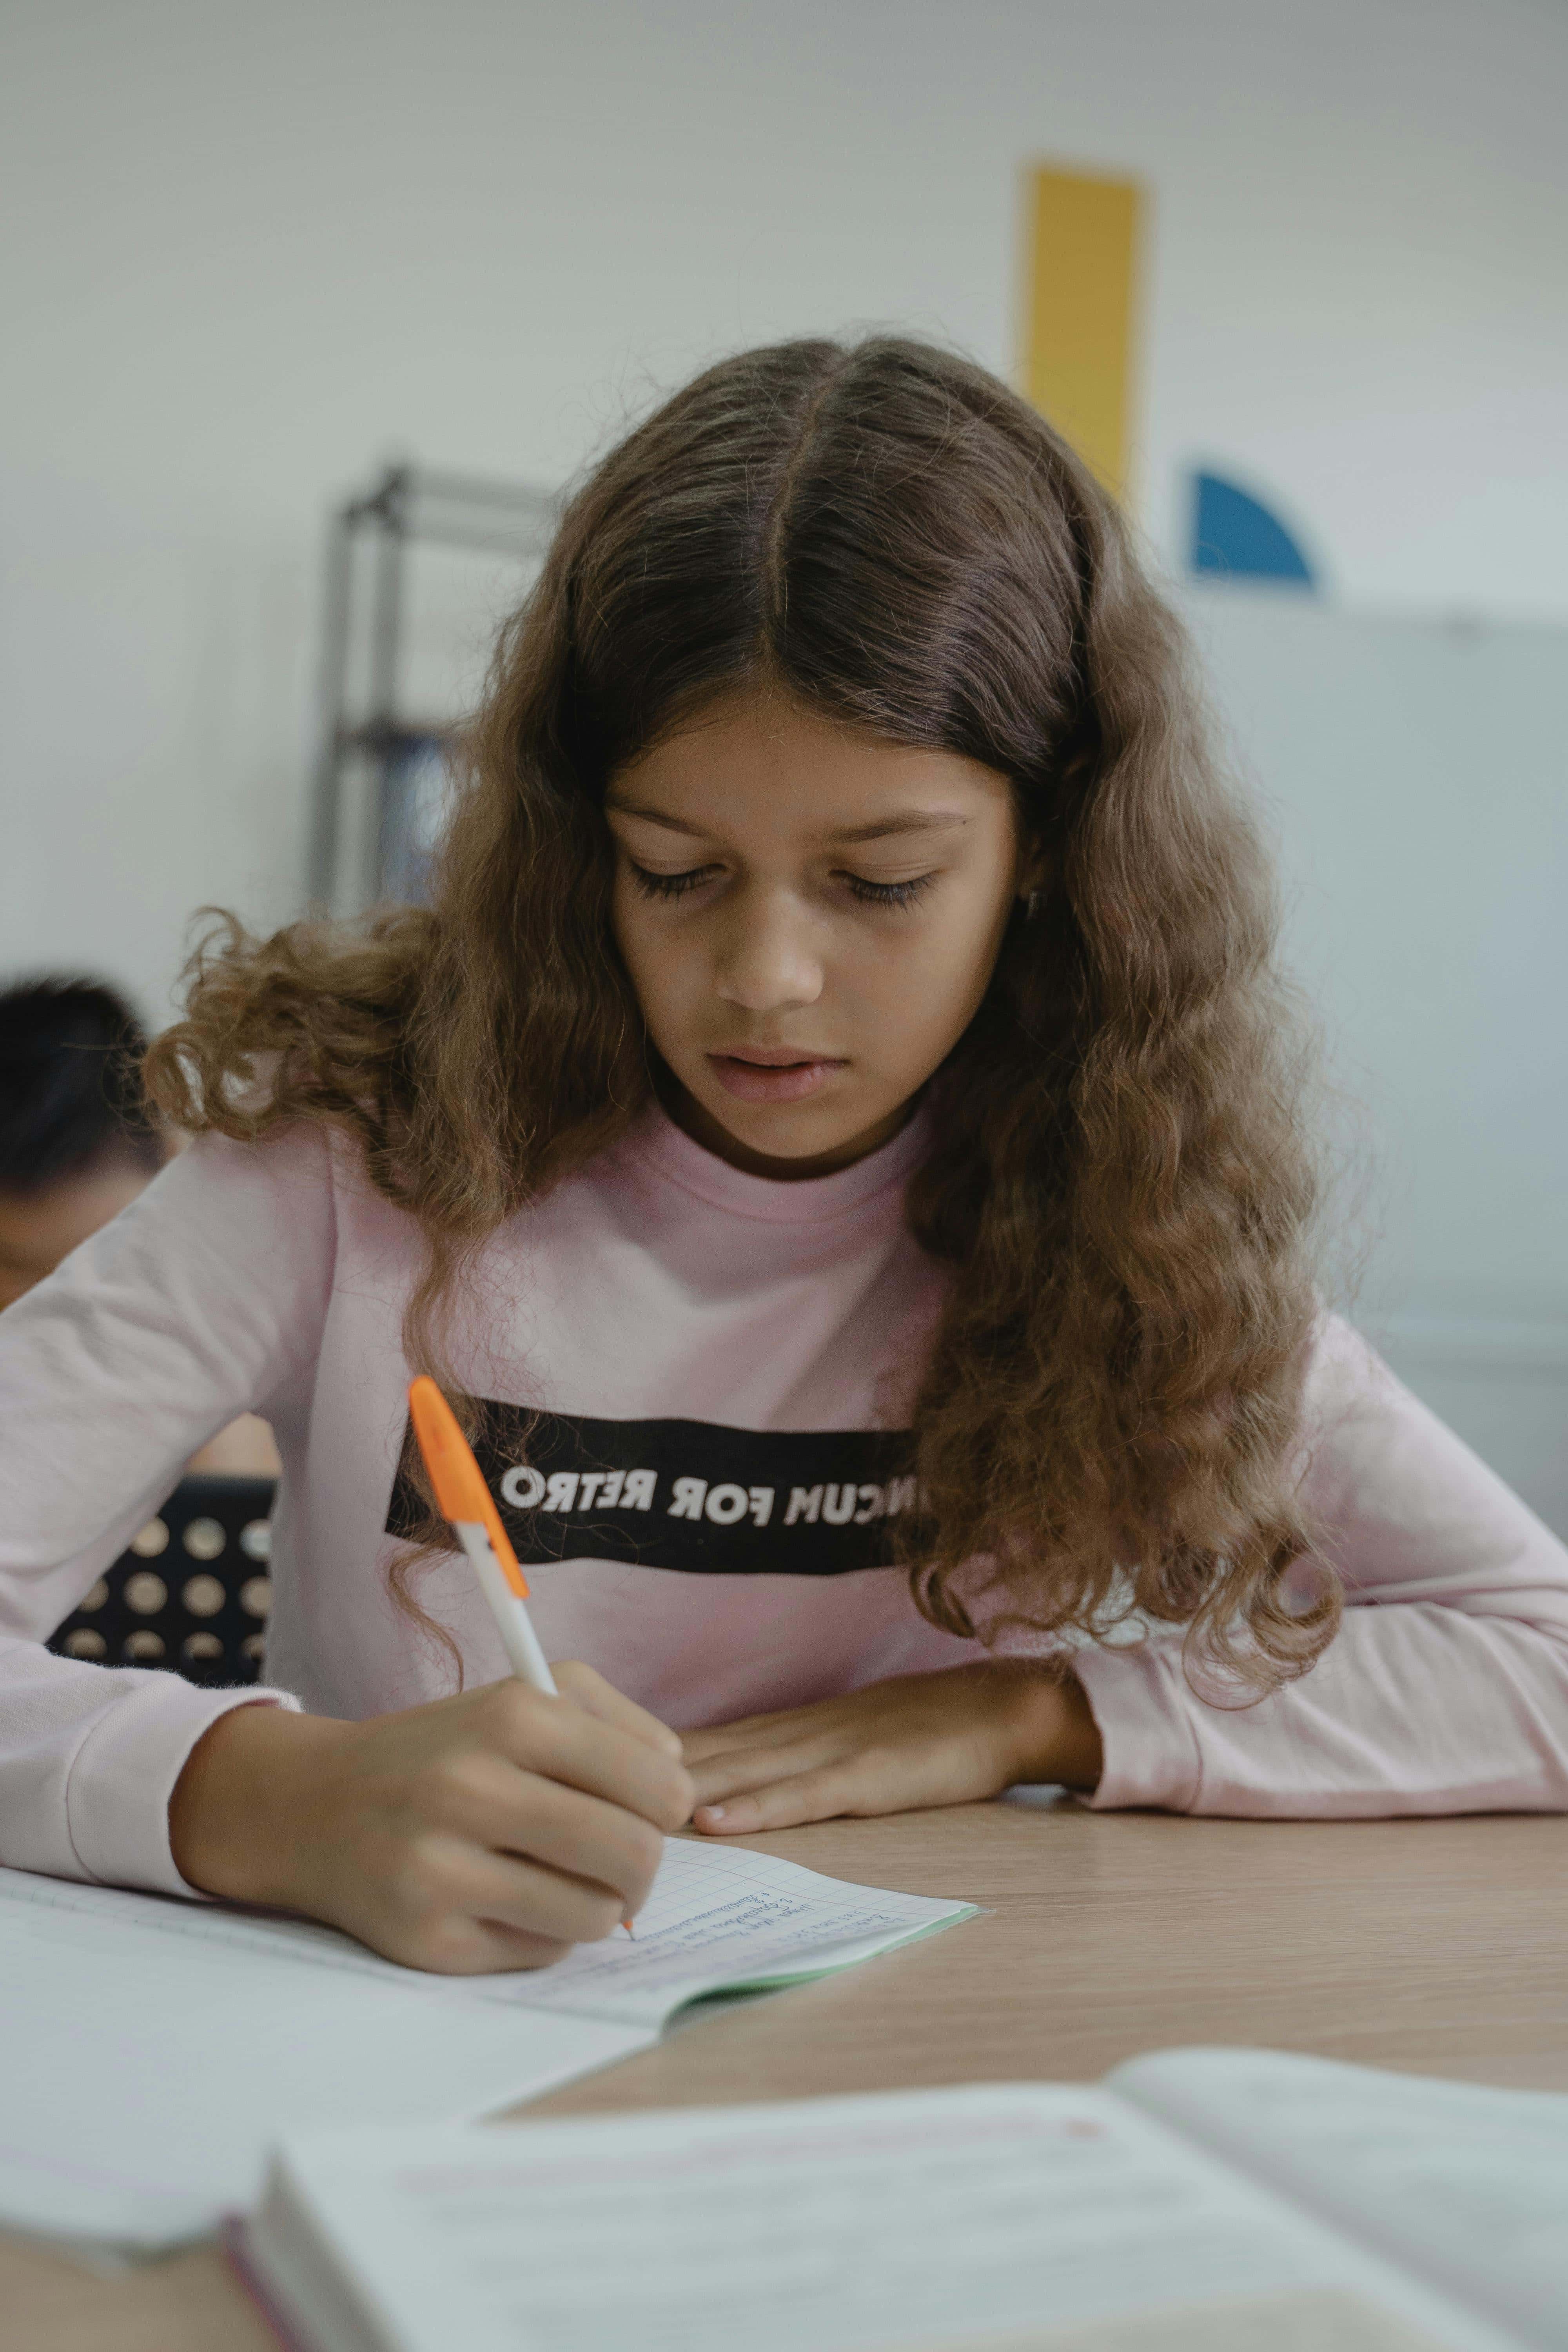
[0,1842,969,2021]
[520,1838,977,2025]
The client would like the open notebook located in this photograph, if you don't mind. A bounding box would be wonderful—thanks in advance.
[0,1841,974,2250]
[236,2050,1568,2352]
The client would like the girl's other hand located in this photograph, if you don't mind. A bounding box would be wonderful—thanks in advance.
[168,1662,694,1973]
[681,1663,1103,1836]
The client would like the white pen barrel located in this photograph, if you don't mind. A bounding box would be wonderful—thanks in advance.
[459,1529,560,1697]
[499,1592,560,1696]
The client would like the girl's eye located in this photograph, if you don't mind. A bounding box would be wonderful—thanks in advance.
[628,861,936,909]
[630,862,719,901]
[843,873,936,910]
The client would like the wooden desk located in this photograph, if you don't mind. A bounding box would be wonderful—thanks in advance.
[7,1800,1567,2350]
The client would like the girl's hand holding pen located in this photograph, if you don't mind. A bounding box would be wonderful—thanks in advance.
[169,1665,693,1974]
[170,1383,688,1974]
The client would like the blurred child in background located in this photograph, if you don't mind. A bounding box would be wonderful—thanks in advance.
[0,976,278,1476]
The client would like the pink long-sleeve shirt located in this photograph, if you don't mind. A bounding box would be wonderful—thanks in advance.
[1,1111,1566,1901]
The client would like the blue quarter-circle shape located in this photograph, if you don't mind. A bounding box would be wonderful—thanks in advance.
[1190,471,1316,586]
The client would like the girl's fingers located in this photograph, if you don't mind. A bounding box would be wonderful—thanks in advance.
[694,1768,858,1836]
[681,1708,829,1762]
[484,1681,694,1829]
[437,1918,574,1974]
[456,1844,631,1946]
[485,1765,668,1913]
[552,1659,686,1758]
[376,1837,622,1973]
[685,1735,847,1809]
[424,1742,669,1911]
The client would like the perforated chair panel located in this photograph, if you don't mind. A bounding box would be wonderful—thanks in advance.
[48,1475,276,1687]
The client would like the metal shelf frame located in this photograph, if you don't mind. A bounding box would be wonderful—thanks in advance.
[309,463,557,910]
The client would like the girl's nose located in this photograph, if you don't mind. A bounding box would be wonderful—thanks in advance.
[714,890,824,1015]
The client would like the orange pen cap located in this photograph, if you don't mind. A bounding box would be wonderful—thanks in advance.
[407,1376,530,1599]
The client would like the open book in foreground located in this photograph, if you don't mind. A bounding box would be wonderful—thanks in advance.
[0,1842,974,2250]
[237,2050,1568,2352]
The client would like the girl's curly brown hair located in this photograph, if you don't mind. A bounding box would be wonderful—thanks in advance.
[149,335,1332,1690]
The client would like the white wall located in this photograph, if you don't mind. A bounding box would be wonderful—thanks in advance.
[3,0,1567,1014]
[1185,594,1568,1322]
[4,0,1566,610]
[1183,591,1568,1532]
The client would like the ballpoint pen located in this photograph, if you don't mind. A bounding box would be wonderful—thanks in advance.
[408,1375,558,1694]
[406,1376,634,1933]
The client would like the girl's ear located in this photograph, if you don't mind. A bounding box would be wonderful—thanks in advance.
[1015,840,1056,913]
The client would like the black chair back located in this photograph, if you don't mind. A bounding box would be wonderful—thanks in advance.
[48,1475,276,1687]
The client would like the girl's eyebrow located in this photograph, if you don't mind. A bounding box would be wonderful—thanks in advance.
[824,811,969,845]
[604,800,969,846]
[603,799,709,834]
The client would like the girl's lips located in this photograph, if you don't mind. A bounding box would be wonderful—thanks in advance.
[708,1052,845,1105]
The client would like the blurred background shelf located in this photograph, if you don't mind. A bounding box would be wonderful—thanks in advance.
[310,463,556,913]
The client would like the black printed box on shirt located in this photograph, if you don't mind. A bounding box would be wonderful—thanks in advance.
[385,1405,918,1577]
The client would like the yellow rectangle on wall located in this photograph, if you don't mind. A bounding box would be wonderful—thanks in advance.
[1024,165,1143,503]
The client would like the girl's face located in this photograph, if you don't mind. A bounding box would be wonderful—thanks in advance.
[607,692,1025,1177]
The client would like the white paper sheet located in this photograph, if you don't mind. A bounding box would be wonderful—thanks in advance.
[1112,2048,1568,2349]
[0,1869,645,2247]
[0,1841,973,2247]
[252,2088,1515,2352]
[517,1837,976,2026]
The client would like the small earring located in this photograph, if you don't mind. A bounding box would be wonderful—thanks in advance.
[1024,889,1042,922]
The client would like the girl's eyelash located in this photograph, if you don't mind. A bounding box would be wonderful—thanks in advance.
[628,862,936,909]
[631,863,717,900]
[844,873,936,909]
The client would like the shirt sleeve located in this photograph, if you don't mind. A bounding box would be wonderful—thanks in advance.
[0,1125,338,1894]
[1071,1314,1568,1816]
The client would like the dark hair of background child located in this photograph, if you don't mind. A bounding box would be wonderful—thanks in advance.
[0,978,161,1193]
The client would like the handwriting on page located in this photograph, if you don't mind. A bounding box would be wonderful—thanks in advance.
[0,1844,964,2037]
[516,1844,933,2020]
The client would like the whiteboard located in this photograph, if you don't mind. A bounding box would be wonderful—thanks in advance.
[1180,588,1568,1530]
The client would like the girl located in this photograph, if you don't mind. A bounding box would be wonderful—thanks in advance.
[2,338,1564,1975]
